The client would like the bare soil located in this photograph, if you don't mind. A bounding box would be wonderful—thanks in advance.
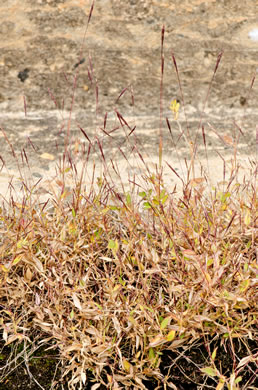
[0,335,257,389]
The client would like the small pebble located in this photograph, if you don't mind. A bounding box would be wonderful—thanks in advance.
[18,68,30,82]
[32,172,43,178]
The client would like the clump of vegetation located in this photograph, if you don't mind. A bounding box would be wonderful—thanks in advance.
[0,1,257,389]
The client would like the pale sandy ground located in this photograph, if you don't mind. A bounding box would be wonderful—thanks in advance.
[0,106,257,210]
[0,134,256,210]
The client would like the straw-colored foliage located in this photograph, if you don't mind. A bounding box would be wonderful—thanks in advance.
[0,1,257,388]
[0,164,257,388]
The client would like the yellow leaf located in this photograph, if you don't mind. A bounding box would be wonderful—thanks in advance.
[138,262,144,271]
[3,310,12,317]
[17,239,28,249]
[128,316,135,325]
[207,258,214,267]
[13,255,23,265]
[244,210,251,226]
[216,380,225,390]
[204,272,211,283]
[123,359,131,372]
[1,265,10,273]
[61,190,70,200]
[170,99,180,120]
[231,333,241,338]
[239,279,250,293]
[166,330,176,342]
[13,202,29,210]
[211,348,217,361]
[68,222,77,234]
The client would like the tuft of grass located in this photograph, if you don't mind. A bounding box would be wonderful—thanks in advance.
[0,2,257,389]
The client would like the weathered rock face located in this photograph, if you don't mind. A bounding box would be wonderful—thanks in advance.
[0,0,257,200]
[0,0,257,113]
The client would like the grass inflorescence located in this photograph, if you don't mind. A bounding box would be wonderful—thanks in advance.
[0,1,257,389]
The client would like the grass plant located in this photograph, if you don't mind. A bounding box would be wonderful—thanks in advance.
[0,1,257,389]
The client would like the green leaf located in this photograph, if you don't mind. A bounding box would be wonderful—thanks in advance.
[201,367,217,377]
[143,202,151,209]
[126,193,131,206]
[13,255,23,265]
[139,191,146,197]
[94,229,102,238]
[160,317,170,330]
[79,279,86,287]
[211,348,217,361]
[72,208,76,218]
[94,302,102,310]
[108,239,119,254]
[109,205,119,211]
[119,276,126,286]
[161,194,168,204]
[246,241,251,249]
[108,240,116,249]
[148,347,155,361]
[220,192,231,203]
[239,279,250,293]
[17,239,28,249]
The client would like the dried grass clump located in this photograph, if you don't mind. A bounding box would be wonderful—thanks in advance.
[0,2,257,388]
[0,161,257,389]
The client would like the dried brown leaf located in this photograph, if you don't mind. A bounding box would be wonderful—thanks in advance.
[72,293,82,311]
